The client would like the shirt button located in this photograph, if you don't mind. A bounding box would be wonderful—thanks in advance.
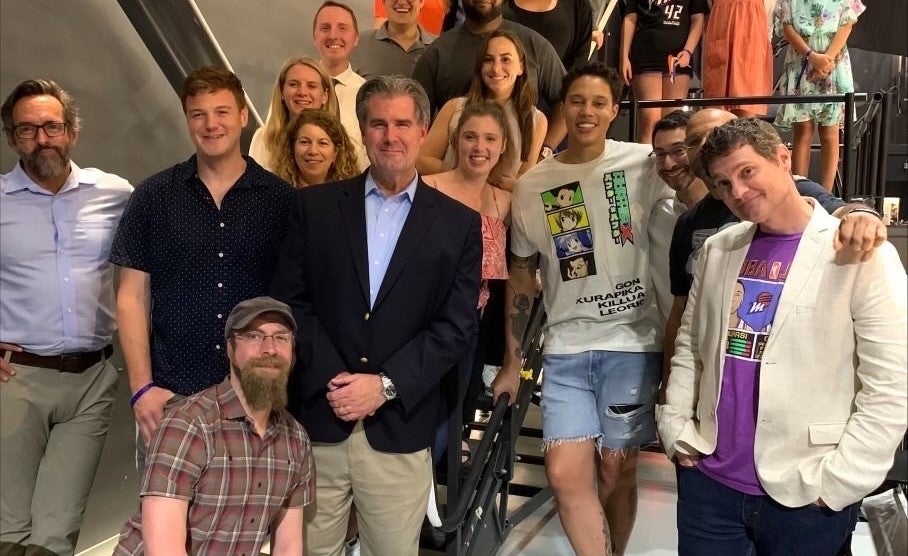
[360,357,368,364]
[217,313,223,319]
[218,252,224,258]
[218,282,223,288]
[63,277,70,282]
[364,312,370,321]
[215,344,221,350]
[220,222,225,228]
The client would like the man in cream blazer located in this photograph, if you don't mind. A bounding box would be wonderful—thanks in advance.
[658,118,907,555]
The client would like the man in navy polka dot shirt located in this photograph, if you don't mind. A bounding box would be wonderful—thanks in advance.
[110,67,294,473]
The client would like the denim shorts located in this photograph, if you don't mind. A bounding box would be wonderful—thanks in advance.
[540,350,661,451]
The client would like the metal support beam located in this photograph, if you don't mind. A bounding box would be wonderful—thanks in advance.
[116,0,262,149]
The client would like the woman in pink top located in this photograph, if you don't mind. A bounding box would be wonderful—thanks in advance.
[424,100,512,311]
[425,99,512,465]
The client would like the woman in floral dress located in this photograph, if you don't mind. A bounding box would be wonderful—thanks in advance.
[774,0,865,191]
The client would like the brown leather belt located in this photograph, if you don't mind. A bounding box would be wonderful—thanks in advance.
[5,345,113,373]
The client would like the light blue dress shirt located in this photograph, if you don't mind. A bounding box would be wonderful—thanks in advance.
[364,172,418,308]
[0,161,132,354]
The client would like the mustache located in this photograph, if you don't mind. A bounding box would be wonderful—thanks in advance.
[32,146,65,157]
[246,355,287,368]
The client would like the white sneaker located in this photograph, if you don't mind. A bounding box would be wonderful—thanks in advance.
[425,476,442,527]
[482,364,501,394]
[344,537,361,556]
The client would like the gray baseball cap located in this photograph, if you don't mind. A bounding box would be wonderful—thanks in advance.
[224,296,297,339]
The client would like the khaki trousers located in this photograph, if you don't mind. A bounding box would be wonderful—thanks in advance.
[0,359,118,556]
[305,421,432,556]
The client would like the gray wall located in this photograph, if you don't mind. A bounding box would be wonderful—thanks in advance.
[1,0,372,185]
[0,1,371,551]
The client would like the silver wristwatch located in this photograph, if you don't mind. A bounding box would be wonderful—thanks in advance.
[379,372,398,401]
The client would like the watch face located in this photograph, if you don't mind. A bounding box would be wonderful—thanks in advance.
[381,374,397,399]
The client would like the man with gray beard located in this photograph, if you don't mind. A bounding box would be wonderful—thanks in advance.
[1,79,132,556]
[114,297,316,555]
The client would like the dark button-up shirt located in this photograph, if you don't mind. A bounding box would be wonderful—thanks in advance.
[114,378,315,555]
[109,155,293,395]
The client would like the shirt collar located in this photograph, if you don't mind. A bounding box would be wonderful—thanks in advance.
[2,160,92,195]
[375,22,435,45]
[216,377,248,420]
[364,170,419,202]
[332,64,359,87]
[184,154,257,190]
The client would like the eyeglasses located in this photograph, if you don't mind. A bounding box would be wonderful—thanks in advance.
[649,146,688,162]
[10,122,67,140]
[233,331,294,347]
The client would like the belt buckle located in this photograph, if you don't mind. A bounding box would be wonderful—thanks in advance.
[59,354,83,373]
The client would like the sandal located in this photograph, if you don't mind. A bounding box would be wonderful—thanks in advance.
[461,440,471,463]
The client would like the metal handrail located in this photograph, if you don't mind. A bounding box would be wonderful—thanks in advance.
[438,392,511,532]
[619,92,877,200]
[620,93,868,111]
[437,294,547,534]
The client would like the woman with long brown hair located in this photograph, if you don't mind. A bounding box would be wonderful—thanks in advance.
[424,99,513,468]
[418,29,547,191]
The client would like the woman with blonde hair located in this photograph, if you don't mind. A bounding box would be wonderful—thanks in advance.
[274,109,359,188]
[249,57,339,171]
[418,29,547,191]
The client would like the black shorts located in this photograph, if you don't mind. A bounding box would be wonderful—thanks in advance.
[630,29,693,76]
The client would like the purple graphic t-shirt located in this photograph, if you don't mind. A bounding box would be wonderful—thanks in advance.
[698,229,802,495]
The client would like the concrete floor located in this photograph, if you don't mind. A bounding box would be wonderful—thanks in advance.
[73,372,881,556]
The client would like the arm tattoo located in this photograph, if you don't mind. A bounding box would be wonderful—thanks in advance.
[510,293,531,349]
[507,253,538,359]
[509,253,539,271]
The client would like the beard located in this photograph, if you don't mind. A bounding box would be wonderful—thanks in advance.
[463,0,502,25]
[21,145,70,181]
[660,171,693,193]
[232,356,290,411]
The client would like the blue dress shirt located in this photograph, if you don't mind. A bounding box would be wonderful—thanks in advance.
[0,162,132,355]
[364,172,419,308]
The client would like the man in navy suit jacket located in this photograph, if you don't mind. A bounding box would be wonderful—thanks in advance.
[272,74,481,556]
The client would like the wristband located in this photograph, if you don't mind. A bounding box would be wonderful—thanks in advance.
[804,49,814,59]
[130,382,155,407]
[847,206,882,218]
